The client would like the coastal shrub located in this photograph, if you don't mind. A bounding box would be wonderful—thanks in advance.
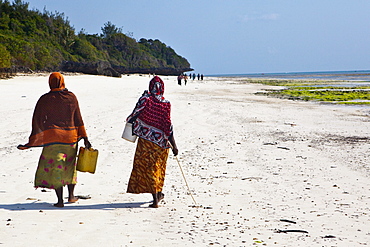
[101,21,122,39]
[71,37,100,61]
[0,43,11,68]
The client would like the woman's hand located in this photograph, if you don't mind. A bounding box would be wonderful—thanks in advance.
[83,137,92,149]
[168,134,178,156]
[172,147,179,156]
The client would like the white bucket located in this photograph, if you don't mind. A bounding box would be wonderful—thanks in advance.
[122,122,137,142]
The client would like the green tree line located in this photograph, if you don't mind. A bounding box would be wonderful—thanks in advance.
[0,0,192,74]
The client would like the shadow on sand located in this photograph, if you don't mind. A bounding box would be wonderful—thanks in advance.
[0,201,150,211]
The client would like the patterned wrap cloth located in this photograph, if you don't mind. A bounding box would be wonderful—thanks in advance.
[126,76,172,149]
[127,138,169,194]
[126,76,173,194]
[34,144,78,189]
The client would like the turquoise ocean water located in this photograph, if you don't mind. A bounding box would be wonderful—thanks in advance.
[209,70,370,82]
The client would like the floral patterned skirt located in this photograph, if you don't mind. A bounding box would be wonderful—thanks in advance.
[127,138,169,194]
[34,144,78,189]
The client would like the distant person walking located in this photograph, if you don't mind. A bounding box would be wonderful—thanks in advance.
[177,74,183,85]
[126,76,178,208]
[17,72,92,207]
[201,74,204,80]
[184,74,188,85]
[192,73,196,80]
[197,73,200,80]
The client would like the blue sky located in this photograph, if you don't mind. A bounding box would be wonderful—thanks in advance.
[25,0,370,75]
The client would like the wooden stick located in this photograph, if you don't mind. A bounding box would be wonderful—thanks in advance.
[174,155,198,205]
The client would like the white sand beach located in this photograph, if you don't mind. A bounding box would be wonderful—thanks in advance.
[0,74,369,246]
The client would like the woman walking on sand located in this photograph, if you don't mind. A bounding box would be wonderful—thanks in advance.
[18,72,91,207]
[126,76,178,208]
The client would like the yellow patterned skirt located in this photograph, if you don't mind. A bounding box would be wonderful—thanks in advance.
[34,144,78,190]
[127,138,169,194]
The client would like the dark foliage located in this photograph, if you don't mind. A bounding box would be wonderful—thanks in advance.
[0,0,192,75]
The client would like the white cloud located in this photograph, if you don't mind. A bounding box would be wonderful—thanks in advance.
[267,46,278,54]
[261,13,280,21]
[241,13,280,22]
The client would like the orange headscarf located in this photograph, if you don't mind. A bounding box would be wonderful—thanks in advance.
[49,72,66,91]
[20,73,87,149]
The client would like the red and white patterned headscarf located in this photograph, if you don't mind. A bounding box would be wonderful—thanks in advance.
[126,76,173,148]
[149,76,167,102]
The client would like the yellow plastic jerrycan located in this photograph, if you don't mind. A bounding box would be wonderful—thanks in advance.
[76,147,98,174]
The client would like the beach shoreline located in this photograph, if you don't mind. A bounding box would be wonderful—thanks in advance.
[1,74,369,246]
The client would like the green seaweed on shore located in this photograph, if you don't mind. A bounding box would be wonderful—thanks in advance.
[291,86,370,90]
[279,89,370,102]
[254,79,370,104]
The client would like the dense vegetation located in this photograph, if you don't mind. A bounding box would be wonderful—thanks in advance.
[0,0,192,76]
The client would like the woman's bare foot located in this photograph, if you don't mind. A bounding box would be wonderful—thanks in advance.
[68,196,79,203]
[53,203,64,208]
[150,193,160,208]
[149,203,159,208]
[157,192,164,202]
[67,184,78,203]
